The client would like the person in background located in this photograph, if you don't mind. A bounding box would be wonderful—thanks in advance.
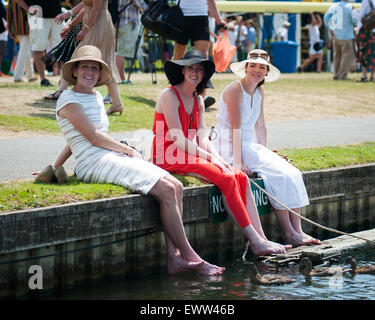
[0,0,7,77]
[208,11,217,59]
[213,49,322,247]
[172,0,226,109]
[324,0,357,80]
[356,0,375,82]
[15,0,64,87]
[227,15,247,62]
[298,12,324,73]
[6,0,37,82]
[102,0,147,103]
[152,49,292,256]
[50,0,124,115]
[115,0,147,84]
[276,20,290,41]
[245,18,256,55]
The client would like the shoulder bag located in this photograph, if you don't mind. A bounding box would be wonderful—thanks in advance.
[141,0,184,40]
[362,0,375,32]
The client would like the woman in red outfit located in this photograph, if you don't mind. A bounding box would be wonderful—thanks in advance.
[152,50,291,256]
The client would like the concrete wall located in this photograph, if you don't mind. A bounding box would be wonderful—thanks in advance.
[1,163,375,298]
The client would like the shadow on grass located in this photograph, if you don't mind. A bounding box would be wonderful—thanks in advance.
[127,96,156,108]
[29,112,57,120]
[26,99,57,110]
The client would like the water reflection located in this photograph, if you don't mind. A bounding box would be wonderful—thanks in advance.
[55,254,375,300]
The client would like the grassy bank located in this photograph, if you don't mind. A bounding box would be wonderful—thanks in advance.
[1,142,374,212]
[1,72,374,134]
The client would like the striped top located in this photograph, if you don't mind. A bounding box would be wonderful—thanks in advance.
[56,89,110,177]
[6,0,29,37]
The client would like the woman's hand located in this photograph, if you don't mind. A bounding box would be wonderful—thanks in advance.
[211,157,233,175]
[76,28,89,42]
[272,149,290,162]
[55,12,70,24]
[60,24,71,39]
[240,164,252,176]
[122,146,143,159]
[130,149,143,159]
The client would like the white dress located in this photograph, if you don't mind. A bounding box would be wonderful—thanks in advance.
[56,90,167,194]
[213,81,310,210]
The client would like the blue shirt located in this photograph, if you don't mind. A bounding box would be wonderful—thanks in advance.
[323,1,356,40]
[246,26,256,44]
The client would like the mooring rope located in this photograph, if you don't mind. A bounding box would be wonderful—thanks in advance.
[244,178,375,259]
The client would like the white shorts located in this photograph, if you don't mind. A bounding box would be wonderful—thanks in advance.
[115,22,139,58]
[309,43,323,55]
[28,16,64,51]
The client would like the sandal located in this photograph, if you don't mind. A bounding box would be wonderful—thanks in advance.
[44,90,63,100]
[35,165,55,183]
[106,105,124,116]
[55,166,67,183]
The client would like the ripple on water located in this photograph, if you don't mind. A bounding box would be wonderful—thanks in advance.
[53,255,375,300]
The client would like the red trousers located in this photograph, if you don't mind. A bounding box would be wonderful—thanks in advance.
[156,155,251,228]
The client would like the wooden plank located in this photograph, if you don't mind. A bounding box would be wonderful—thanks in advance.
[258,229,375,265]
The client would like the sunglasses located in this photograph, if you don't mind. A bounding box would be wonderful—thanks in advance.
[248,52,270,62]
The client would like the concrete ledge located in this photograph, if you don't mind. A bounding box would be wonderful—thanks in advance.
[1,163,375,255]
[0,164,375,297]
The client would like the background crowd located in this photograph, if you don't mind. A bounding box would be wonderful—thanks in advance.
[0,0,373,86]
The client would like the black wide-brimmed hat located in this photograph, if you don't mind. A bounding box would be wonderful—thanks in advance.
[164,49,215,88]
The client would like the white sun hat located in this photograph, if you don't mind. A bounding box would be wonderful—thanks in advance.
[230,49,280,82]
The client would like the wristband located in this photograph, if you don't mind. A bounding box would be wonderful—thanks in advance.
[83,24,90,30]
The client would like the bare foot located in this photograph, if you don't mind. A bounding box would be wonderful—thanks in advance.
[250,239,291,256]
[191,261,225,276]
[286,232,322,247]
[168,255,224,276]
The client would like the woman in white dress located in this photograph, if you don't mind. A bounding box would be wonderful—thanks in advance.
[39,45,225,276]
[213,49,321,247]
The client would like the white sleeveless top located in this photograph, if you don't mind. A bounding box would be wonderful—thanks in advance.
[56,89,168,195]
[307,24,320,45]
[179,0,208,16]
[216,80,262,143]
[56,90,109,175]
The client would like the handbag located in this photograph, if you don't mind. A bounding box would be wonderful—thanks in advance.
[213,31,237,72]
[362,0,375,31]
[141,0,184,40]
[41,23,82,66]
[313,39,324,51]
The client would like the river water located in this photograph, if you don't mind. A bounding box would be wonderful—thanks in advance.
[53,253,375,300]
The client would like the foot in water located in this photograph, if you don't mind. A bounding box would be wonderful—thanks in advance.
[168,254,225,276]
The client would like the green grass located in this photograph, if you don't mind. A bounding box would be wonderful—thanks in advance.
[0,114,60,133]
[1,142,374,212]
[0,73,374,212]
[0,174,204,212]
[280,142,375,171]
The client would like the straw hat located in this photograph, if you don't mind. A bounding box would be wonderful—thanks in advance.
[164,49,215,87]
[230,49,280,82]
[62,45,112,86]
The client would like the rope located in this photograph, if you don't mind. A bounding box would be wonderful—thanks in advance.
[243,178,375,260]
